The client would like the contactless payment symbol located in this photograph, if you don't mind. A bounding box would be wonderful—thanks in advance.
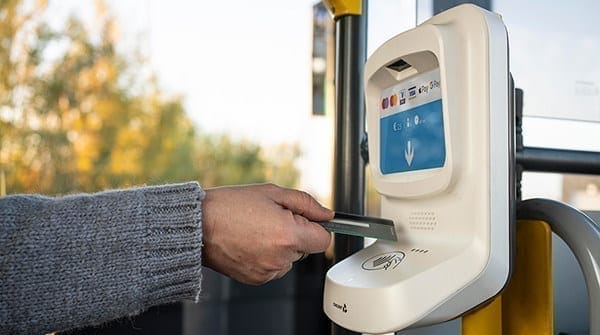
[362,251,405,271]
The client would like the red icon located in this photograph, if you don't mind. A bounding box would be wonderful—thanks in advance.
[381,97,389,109]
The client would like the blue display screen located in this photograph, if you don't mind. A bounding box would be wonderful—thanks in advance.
[379,69,445,174]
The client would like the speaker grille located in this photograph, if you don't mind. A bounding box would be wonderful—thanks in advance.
[408,211,437,231]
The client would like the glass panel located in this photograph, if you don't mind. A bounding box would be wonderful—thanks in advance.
[496,1,600,123]
[495,1,600,151]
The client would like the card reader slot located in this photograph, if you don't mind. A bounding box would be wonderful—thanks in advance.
[387,59,412,73]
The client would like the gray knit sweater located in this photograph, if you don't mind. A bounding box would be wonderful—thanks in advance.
[0,182,204,334]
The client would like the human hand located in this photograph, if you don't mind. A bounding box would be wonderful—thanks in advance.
[201,183,333,285]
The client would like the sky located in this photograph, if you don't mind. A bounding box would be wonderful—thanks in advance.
[109,0,320,147]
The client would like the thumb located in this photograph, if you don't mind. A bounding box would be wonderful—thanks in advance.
[270,186,334,221]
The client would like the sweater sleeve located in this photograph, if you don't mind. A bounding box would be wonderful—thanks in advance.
[0,182,204,334]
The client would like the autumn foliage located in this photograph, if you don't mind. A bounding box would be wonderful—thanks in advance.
[0,0,299,195]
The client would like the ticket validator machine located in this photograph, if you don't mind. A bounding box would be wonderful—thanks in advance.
[323,5,513,333]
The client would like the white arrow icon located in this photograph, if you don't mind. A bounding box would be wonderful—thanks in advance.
[405,140,414,166]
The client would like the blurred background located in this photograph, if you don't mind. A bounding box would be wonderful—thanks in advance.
[1,0,599,334]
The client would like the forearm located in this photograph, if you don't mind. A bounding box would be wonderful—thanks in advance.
[0,182,204,334]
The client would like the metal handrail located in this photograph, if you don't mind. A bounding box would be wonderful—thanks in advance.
[518,198,600,335]
[516,147,600,175]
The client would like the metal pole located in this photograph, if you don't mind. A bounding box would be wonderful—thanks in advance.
[323,0,368,334]
[516,147,600,175]
[331,1,367,264]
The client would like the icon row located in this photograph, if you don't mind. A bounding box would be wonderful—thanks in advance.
[381,80,440,110]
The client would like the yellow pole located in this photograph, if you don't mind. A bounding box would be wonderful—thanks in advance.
[501,220,554,335]
[462,220,553,335]
[462,296,503,335]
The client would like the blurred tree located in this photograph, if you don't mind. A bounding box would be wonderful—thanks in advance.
[0,0,300,195]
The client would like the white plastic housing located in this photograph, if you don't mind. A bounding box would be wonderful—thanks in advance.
[323,4,511,334]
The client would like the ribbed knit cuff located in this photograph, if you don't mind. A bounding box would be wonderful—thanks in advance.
[140,182,205,306]
[0,182,205,334]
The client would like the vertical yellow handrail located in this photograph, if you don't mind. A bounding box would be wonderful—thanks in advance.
[502,220,554,334]
[462,297,503,335]
[462,220,553,335]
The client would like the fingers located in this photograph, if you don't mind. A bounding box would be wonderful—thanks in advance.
[263,184,332,254]
[268,184,334,221]
[291,214,332,254]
